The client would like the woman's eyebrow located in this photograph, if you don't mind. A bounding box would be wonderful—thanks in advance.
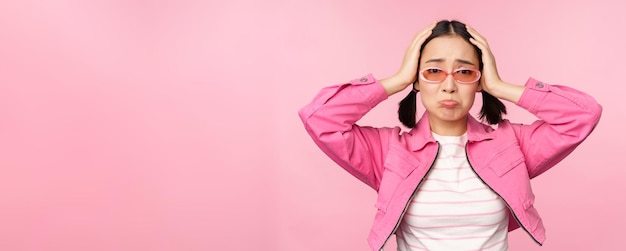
[424,58,476,66]
[455,59,476,66]
[424,58,444,63]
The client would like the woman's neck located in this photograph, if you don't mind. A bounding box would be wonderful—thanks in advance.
[428,115,468,136]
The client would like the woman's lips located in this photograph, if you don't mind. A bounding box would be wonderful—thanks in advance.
[439,100,459,108]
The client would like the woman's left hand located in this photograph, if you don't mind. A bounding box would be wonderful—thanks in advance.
[467,26,524,103]
[466,26,505,94]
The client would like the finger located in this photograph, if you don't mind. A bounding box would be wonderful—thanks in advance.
[466,26,483,40]
[466,27,487,48]
[465,25,482,38]
[468,31,492,56]
[404,22,435,67]
[420,21,437,39]
[466,26,489,47]
[469,37,488,54]
[470,37,497,66]
[469,37,485,48]
[410,21,437,48]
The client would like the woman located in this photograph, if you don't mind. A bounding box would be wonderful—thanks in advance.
[298,20,601,251]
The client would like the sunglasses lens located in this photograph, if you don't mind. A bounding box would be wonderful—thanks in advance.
[422,68,446,82]
[453,69,479,83]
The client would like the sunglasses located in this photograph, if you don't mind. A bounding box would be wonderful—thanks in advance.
[419,67,481,84]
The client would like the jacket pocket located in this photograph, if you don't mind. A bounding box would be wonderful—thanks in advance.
[488,143,525,177]
[374,146,419,213]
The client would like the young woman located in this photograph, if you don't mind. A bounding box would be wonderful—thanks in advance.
[298,20,602,250]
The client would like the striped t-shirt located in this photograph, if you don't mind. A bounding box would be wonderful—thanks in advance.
[396,132,509,251]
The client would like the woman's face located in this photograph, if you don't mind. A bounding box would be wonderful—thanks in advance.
[417,35,481,127]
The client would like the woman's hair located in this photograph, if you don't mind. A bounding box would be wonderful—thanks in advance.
[398,20,507,128]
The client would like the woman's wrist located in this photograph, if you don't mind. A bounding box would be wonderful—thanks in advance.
[486,81,525,103]
[380,75,412,96]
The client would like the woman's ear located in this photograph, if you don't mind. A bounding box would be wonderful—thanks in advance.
[476,80,483,92]
[413,81,420,91]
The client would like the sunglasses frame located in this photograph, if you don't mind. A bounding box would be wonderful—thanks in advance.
[418,67,482,84]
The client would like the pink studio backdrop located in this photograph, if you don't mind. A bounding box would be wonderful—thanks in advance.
[0,0,623,250]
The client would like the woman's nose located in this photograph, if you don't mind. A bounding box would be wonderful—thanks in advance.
[441,75,457,93]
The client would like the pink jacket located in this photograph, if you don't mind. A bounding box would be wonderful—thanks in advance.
[298,74,602,250]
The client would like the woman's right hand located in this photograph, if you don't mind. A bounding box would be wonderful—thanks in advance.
[381,22,436,96]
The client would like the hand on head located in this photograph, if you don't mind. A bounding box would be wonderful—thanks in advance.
[466,26,505,95]
[380,21,436,96]
[382,20,506,99]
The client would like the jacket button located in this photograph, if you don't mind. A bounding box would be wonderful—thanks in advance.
[360,77,368,82]
[535,82,544,88]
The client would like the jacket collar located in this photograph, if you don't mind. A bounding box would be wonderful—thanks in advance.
[407,112,493,151]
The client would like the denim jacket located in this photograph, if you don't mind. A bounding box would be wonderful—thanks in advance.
[298,74,602,250]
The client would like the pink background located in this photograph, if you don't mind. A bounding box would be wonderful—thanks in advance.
[0,0,623,250]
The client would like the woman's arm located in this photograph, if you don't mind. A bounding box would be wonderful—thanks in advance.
[298,23,436,190]
[298,75,392,190]
[513,80,602,178]
[467,26,602,178]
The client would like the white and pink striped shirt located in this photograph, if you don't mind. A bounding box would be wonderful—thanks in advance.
[396,132,509,251]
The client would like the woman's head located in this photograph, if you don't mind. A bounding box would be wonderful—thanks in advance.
[398,20,506,128]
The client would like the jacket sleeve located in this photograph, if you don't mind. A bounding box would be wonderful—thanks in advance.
[513,78,602,178]
[297,74,395,190]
